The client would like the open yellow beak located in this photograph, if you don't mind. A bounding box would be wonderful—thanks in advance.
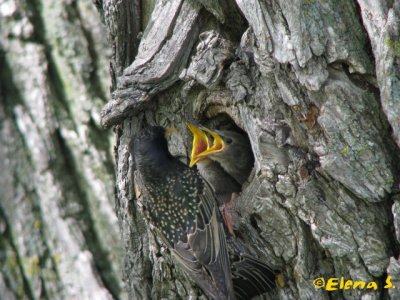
[196,126,225,157]
[186,123,210,167]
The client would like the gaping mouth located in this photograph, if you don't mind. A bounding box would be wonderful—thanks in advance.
[186,123,225,167]
[195,126,225,157]
[186,123,210,167]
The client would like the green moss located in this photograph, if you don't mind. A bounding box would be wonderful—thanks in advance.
[33,220,42,229]
[0,222,33,299]
[355,143,369,155]
[340,145,350,156]
[6,252,19,271]
[384,37,400,57]
[53,253,62,264]
[24,255,40,277]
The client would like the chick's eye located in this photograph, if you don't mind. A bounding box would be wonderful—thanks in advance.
[226,138,233,144]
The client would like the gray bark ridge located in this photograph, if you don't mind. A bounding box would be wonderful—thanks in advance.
[0,0,124,299]
[100,0,202,128]
[100,0,400,299]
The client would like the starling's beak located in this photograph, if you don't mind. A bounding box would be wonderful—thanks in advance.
[186,123,210,167]
[195,127,225,158]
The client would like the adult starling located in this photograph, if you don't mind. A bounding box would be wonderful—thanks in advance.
[196,126,254,185]
[131,126,235,300]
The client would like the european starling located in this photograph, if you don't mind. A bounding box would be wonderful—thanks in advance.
[187,124,277,299]
[230,254,278,300]
[187,123,241,206]
[196,127,254,185]
[131,126,235,300]
[187,123,240,236]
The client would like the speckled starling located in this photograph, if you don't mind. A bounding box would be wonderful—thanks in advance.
[131,126,235,300]
[195,126,254,185]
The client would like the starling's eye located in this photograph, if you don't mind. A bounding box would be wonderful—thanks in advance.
[226,138,233,144]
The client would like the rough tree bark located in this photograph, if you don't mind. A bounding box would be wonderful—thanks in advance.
[0,0,124,299]
[96,0,400,299]
[2,0,399,299]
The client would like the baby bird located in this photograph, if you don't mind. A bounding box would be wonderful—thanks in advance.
[187,123,277,299]
[196,126,254,185]
[187,123,241,206]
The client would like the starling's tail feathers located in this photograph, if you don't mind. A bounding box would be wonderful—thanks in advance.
[172,244,223,300]
[231,254,276,300]
[189,203,236,299]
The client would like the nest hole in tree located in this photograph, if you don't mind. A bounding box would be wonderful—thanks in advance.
[191,112,256,237]
[195,112,255,188]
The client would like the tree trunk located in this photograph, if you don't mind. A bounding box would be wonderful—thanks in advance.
[0,0,124,299]
[2,0,399,299]
[97,0,400,299]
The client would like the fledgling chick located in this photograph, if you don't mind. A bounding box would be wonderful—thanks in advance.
[187,124,277,299]
[131,126,235,300]
[187,123,241,236]
[197,127,254,185]
[187,123,241,206]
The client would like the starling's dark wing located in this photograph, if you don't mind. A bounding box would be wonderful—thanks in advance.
[172,241,223,300]
[231,254,276,300]
[171,169,235,300]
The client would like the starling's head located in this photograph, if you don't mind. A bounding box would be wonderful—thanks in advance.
[132,126,173,167]
[186,123,210,167]
[195,127,251,160]
[135,126,167,146]
[193,127,226,159]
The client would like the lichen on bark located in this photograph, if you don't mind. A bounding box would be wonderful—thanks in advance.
[1,0,399,299]
[97,0,400,299]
